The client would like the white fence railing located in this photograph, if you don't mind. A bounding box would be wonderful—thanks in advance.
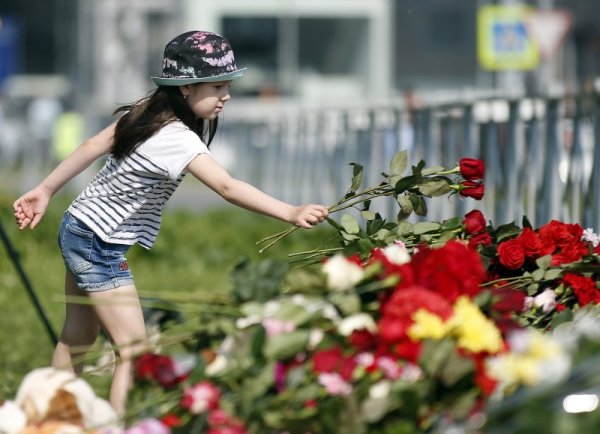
[219,93,600,229]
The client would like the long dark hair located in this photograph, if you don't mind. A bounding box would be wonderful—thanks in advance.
[111,86,218,159]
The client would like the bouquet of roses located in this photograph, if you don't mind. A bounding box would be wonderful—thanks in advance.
[466,212,600,329]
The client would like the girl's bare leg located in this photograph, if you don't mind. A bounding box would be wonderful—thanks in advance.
[89,284,147,416]
[52,271,101,373]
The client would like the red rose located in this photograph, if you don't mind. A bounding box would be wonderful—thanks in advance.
[497,239,525,270]
[459,158,485,180]
[161,414,182,427]
[563,273,600,306]
[516,227,543,258]
[468,231,492,248]
[463,210,486,234]
[459,181,485,200]
[555,303,566,312]
[349,329,377,352]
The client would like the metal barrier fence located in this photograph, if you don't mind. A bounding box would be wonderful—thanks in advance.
[221,93,600,230]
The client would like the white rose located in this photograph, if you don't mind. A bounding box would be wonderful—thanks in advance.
[533,289,556,313]
[381,242,411,265]
[322,254,364,291]
[337,313,377,336]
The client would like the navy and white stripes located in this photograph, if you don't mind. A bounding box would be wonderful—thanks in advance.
[68,122,210,249]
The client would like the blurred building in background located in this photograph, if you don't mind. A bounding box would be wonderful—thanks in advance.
[1,0,600,218]
[1,0,599,114]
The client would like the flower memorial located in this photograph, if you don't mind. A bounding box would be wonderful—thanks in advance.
[2,151,599,433]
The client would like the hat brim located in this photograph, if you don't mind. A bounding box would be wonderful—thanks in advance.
[150,68,246,86]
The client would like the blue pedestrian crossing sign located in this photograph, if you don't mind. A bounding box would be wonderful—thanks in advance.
[477,5,540,71]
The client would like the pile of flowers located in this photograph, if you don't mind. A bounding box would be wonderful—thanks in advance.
[4,151,599,433]
[119,239,577,433]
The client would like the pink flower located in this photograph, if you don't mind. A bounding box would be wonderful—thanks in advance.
[124,419,171,434]
[376,356,402,380]
[262,317,296,337]
[181,381,220,414]
[318,372,353,396]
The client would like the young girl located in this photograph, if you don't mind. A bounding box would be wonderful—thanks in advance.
[13,30,328,416]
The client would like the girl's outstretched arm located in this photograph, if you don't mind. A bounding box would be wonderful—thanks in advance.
[13,121,117,229]
[187,154,328,228]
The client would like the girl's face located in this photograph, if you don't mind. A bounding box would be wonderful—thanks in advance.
[180,81,232,119]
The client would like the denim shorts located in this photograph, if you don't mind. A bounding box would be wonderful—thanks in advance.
[58,212,134,292]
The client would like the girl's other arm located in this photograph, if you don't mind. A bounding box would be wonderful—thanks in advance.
[13,121,117,229]
[187,154,328,228]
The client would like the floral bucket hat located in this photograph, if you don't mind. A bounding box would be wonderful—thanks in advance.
[151,30,246,86]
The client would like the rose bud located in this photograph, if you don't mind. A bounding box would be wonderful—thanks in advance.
[459,158,485,180]
[459,181,485,200]
[463,210,486,234]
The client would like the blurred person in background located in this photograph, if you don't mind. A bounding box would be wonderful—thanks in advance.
[26,91,63,164]
[13,30,328,417]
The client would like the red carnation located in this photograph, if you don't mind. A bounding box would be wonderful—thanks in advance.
[563,273,600,306]
[459,158,485,180]
[312,346,357,381]
[459,181,485,200]
[497,239,525,270]
[551,242,589,266]
[408,241,486,301]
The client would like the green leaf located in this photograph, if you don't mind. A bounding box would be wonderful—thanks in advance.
[329,292,361,315]
[526,283,539,295]
[341,214,361,235]
[550,308,574,328]
[396,194,413,216]
[440,351,475,387]
[417,178,452,197]
[349,163,364,193]
[447,389,479,419]
[440,217,462,231]
[394,175,416,194]
[532,268,545,281]
[374,228,391,241]
[415,197,428,216]
[251,325,266,361]
[544,268,563,280]
[421,165,445,176]
[397,221,414,235]
[264,330,310,360]
[412,159,426,176]
[275,301,312,325]
[413,222,441,235]
[358,238,375,255]
[361,210,376,221]
[535,255,552,270]
[390,150,409,175]
[420,339,455,376]
[231,258,289,302]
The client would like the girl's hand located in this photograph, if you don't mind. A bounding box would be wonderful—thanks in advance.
[290,204,329,229]
[13,186,52,230]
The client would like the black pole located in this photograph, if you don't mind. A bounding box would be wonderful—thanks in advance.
[0,219,58,346]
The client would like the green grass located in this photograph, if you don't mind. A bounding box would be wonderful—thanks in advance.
[0,191,334,398]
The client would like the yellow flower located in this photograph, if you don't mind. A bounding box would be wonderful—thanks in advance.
[450,296,503,354]
[407,309,452,341]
